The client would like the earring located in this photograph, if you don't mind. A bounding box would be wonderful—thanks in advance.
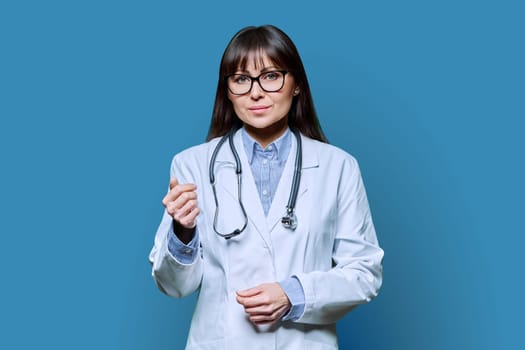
[293,89,300,96]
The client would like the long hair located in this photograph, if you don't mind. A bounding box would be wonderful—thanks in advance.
[206,25,328,143]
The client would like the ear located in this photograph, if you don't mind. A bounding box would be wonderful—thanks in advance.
[293,87,300,96]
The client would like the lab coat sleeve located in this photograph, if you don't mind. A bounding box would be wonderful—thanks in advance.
[148,153,204,298]
[295,156,384,325]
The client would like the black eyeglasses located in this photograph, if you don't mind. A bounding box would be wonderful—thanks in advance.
[226,70,288,95]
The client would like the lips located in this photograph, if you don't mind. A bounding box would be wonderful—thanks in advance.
[248,105,272,116]
[248,105,271,111]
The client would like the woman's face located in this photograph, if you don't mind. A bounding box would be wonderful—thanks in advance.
[227,53,298,145]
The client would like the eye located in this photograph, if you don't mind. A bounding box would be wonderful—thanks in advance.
[262,71,281,81]
[233,75,250,84]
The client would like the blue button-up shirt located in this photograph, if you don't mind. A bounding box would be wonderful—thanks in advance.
[167,127,305,321]
[241,128,291,215]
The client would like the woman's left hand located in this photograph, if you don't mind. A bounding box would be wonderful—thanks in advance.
[236,283,291,325]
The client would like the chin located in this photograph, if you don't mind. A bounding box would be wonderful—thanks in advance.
[248,122,281,131]
[248,113,288,126]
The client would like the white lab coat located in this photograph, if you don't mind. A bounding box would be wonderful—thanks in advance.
[149,129,383,350]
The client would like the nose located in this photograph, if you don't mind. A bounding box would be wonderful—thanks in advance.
[250,79,264,99]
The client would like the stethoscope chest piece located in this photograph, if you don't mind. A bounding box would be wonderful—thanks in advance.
[281,210,298,230]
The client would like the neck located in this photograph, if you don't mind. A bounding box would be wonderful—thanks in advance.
[243,118,289,148]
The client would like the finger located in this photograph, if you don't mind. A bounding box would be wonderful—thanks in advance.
[169,178,179,190]
[236,295,261,307]
[173,199,197,218]
[243,304,274,316]
[249,305,288,324]
[237,293,270,308]
[166,199,192,219]
[168,200,199,228]
[171,200,197,222]
[184,206,200,224]
[252,317,278,325]
[236,287,262,298]
[162,183,196,206]
[169,183,197,203]
[243,295,288,316]
[249,314,276,324]
[172,191,197,209]
[177,207,200,228]
[165,192,197,215]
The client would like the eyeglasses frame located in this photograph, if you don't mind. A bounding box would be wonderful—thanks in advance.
[226,70,289,95]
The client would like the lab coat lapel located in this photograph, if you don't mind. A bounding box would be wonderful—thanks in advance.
[267,133,318,233]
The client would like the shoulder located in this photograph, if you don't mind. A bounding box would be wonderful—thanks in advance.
[167,138,223,182]
[170,137,222,165]
[301,135,359,170]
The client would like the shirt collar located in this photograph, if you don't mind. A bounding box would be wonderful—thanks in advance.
[241,127,291,164]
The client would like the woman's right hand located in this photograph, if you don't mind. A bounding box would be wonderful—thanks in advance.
[162,178,200,241]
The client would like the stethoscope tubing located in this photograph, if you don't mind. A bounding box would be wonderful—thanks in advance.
[209,128,302,239]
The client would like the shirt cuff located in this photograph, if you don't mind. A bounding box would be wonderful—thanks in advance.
[279,276,305,321]
[167,222,199,264]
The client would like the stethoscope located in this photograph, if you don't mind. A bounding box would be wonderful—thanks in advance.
[209,128,302,240]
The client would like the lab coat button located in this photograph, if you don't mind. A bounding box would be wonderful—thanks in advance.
[262,189,268,196]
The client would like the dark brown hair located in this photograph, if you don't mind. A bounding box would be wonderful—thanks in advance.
[206,25,328,143]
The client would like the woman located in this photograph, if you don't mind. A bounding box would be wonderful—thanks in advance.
[149,25,383,350]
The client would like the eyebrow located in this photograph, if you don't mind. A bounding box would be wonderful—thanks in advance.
[234,66,279,75]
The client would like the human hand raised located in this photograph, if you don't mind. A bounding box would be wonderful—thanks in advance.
[162,178,200,241]
[236,283,291,325]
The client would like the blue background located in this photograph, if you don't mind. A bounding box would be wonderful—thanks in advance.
[1,0,523,349]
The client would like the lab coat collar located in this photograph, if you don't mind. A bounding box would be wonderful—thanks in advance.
[213,128,318,168]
